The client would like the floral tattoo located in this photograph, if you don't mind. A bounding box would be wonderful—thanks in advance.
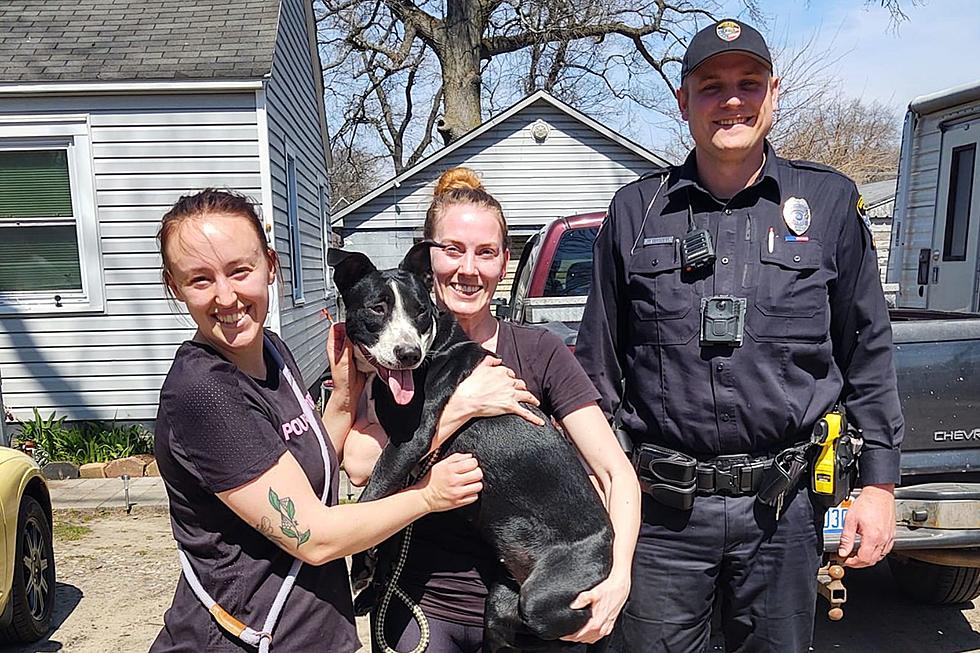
[268,488,311,547]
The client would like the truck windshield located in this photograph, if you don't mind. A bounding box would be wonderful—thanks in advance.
[543,226,599,297]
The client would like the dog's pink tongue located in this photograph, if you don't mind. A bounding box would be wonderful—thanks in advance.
[386,368,415,405]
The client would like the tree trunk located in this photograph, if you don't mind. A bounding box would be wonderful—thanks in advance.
[436,0,484,144]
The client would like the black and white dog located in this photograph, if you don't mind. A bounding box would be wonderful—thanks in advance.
[329,243,613,652]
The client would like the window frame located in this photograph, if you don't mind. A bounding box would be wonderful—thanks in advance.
[0,117,104,315]
[942,143,976,262]
[285,145,304,305]
[543,226,599,298]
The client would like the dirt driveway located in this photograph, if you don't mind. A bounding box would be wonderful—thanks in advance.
[1,509,978,653]
[0,508,368,653]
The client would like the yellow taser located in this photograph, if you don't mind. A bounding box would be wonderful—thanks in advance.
[812,411,844,496]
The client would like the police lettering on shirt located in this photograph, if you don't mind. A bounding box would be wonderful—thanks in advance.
[281,393,318,441]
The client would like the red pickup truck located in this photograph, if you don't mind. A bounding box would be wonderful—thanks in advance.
[503,211,980,612]
[505,212,604,350]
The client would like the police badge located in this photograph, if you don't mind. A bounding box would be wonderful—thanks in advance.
[782,197,811,236]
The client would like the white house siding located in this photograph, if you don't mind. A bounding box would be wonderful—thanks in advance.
[341,100,661,270]
[866,196,896,284]
[870,218,893,284]
[0,92,262,421]
[890,98,980,308]
[263,0,334,387]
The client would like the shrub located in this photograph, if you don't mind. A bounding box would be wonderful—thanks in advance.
[17,408,75,466]
[15,410,154,465]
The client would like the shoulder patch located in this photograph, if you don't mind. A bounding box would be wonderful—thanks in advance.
[857,194,875,248]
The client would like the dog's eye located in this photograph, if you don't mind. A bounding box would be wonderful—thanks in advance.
[368,304,385,315]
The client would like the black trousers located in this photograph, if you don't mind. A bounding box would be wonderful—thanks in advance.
[600,487,825,653]
[370,599,484,653]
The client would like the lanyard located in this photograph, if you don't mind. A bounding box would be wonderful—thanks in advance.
[177,335,333,652]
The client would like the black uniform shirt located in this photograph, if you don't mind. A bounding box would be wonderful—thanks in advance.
[576,144,904,485]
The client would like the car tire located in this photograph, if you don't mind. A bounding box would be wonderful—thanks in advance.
[0,495,55,643]
[888,555,980,605]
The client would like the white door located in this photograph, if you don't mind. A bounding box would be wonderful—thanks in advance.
[929,120,980,312]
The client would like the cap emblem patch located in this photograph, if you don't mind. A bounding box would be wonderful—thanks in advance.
[716,21,741,42]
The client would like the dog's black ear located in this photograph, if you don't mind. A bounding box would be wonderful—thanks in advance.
[399,240,438,290]
[328,248,376,298]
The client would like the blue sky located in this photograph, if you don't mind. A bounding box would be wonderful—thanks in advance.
[638,0,980,150]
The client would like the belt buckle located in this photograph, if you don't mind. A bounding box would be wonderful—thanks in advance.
[710,454,751,495]
[714,467,740,495]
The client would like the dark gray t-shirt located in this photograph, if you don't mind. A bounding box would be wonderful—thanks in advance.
[396,320,602,626]
[151,331,359,652]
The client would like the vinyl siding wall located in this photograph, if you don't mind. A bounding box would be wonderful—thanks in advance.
[890,99,980,308]
[263,0,333,386]
[340,100,661,268]
[0,92,262,421]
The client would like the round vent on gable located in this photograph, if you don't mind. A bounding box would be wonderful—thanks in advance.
[530,119,551,142]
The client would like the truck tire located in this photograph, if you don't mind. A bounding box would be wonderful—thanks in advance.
[0,495,55,643]
[888,555,980,605]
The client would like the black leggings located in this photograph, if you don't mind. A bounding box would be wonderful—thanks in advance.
[371,601,483,653]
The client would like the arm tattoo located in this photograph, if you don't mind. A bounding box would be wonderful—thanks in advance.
[256,516,282,544]
[268,488,312,548]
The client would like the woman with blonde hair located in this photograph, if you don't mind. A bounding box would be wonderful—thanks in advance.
[341,168,641,652]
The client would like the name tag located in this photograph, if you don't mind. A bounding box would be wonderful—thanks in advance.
[643,236,674,247]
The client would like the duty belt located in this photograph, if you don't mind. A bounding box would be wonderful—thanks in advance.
[695,454,772,496]
[633,443,794,511]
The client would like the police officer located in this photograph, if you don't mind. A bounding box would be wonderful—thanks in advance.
[576,19,903,652]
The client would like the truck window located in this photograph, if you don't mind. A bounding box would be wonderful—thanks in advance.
[510,233,539,315]
[543,227,599,297]
[943,144,976,262]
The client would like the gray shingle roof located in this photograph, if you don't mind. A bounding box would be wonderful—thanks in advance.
[858,178,897,209]
[0,0,281,83]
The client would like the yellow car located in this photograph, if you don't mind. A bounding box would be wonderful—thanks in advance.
[0,446,54,643]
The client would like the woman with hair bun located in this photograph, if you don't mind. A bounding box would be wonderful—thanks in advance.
[342,168,641,652]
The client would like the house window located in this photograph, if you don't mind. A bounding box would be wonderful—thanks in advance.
[286,152,304,303]
[0,118,103,314]
[943,144,976,262]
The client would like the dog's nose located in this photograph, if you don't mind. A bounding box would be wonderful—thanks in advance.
[394,345,422,367]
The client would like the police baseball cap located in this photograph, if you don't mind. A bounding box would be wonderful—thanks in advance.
[681,19,772,81]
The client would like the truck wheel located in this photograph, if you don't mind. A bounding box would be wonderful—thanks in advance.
[888,555,980,605]
[0,495,56,643]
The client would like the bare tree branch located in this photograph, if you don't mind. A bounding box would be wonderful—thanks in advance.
[318,0,909,201]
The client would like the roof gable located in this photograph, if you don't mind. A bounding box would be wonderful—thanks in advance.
[334,90,670,220]
[0,0,280,83]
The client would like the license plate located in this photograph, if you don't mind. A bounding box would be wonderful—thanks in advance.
[823,499,852,536]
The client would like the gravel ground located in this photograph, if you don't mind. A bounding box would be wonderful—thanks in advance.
[0,509,977,653]
[0,509,370,653]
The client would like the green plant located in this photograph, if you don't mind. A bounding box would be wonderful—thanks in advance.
[15,411,154,465]
[17,409,74,466]
[66,421,153,464]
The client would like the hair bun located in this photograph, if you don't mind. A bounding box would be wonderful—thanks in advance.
[434,167,483,197]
